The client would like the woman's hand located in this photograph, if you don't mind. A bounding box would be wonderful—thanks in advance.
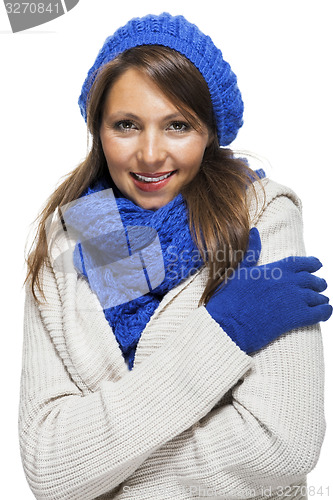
[205,227,332,353]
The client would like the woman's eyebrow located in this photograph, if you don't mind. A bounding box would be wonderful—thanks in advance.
[104,112,139,121]
[104,111,186,122]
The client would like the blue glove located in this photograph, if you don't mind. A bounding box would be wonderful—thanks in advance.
[206,228,332,353]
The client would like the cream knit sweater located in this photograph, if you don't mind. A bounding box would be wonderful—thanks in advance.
[19,178,325,500]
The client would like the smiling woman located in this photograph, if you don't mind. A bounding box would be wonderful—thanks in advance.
[100,67,211,209]
[19,12,332,500]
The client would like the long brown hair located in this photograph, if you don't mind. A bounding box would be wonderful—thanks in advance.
[25,45,261,305]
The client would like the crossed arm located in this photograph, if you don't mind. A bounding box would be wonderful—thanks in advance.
[19,188,326,499]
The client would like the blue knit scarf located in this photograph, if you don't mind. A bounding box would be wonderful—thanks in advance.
[63,177,204,369]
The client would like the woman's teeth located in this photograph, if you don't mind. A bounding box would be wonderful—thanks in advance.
[132,172,174,183]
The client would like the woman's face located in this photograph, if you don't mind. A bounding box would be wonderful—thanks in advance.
[100,68,211,210]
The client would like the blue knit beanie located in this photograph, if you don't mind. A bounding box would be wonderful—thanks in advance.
[78,12,243,147]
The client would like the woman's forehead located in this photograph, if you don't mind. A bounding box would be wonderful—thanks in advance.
[102,68,181,118]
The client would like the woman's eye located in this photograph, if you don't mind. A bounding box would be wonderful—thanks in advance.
[168,121,190,132]
[114,120,137,131]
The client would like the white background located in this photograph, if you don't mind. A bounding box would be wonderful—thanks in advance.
[0,0,332,497]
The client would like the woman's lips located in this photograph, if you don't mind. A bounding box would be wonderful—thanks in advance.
[130,170,176,191]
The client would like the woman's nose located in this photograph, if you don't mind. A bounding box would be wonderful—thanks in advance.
[137,129,166,168]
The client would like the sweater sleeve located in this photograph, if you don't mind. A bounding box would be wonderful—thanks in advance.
[19,273,253,499]
[135,187,325,497]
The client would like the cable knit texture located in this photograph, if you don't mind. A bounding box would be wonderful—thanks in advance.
[78,12,244,146]
[19,178,326,500]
